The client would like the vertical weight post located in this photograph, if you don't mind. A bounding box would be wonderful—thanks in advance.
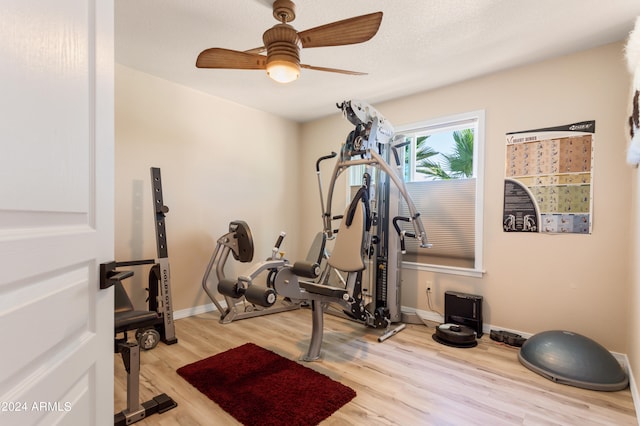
[150,167,177,344]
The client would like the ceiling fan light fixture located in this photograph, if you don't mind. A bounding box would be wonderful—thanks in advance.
[263,23,301,83]
[266,59,300,83]
[195,1,383,82]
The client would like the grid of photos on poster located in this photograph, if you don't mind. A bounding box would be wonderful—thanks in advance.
[503,121,594,234]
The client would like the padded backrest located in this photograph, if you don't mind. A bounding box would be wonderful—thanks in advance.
[327,200,366,272]
[114,280,134,315]
[229,220,254,263]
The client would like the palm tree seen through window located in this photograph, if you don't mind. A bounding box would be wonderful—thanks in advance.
[404,128,475,182]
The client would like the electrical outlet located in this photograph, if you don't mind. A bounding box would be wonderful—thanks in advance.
[426,281,433,293]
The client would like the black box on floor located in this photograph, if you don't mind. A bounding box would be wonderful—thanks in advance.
[444,291,483,337]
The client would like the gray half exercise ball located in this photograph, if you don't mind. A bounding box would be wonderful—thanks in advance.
[518,330,628,391]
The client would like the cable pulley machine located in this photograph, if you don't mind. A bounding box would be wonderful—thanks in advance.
[317,100,431,337]
[272,100,432,360]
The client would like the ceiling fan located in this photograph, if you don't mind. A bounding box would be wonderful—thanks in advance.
[195,0,383,84]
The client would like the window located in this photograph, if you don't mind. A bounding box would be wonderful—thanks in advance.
[396,110,484,276]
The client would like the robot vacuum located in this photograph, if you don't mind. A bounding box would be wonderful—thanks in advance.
[432,323,477,348]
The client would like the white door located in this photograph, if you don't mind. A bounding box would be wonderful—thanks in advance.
[0,1,114,425]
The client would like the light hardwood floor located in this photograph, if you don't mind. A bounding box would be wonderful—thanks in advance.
[115,307,637,425]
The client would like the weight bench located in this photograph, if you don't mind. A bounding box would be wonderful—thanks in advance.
[112,271,177,426]
[115,278,160,340]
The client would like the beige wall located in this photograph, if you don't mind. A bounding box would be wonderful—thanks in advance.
[299,42,633,354]
[115,64,301,313]
[115,42,638,389]
[631,162,640,394]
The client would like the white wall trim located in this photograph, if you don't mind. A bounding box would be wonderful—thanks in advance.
[624,360,640,426]
[173,301,219,320]
[401,307,632,359]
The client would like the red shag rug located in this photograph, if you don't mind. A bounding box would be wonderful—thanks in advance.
[177,343,356,425]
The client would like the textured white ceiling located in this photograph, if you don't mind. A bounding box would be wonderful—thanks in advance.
[116,0,640,122]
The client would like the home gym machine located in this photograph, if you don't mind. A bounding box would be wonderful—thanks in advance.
[201,221,305,323]
[273,100,432,360]
[101,167,178,425]
[201,100,430,360]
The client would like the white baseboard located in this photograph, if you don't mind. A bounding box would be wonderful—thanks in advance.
[621,356,640,426]
[401,306,442,325]
[401,306,535,338]
[173,302,219,320]
[400,307,632,369]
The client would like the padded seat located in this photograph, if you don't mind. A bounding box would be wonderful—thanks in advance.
[115,310,160,334]
[297,195,364,303]
[115,280,159,334]
[299,281,348,299]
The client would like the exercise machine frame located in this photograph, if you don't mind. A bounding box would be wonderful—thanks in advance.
[202,221,302,323]
[104,268,177,426]
[101,167,178,425]
[275,100,431,360]
[200,100,430,360]
[321,100,430,326]
[112,167,177,348]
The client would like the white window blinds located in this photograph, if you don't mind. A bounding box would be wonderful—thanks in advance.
[399,178,476,268]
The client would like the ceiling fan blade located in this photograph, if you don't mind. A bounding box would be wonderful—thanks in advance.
[298,11,383,48]
[300,64,367,75]
[196,48,266,69]
[244,46,267,55]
